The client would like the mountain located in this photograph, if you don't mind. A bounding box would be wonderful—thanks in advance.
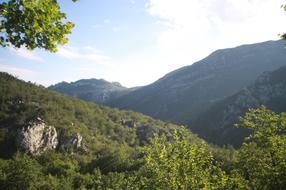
[0,72,198,158]
[0,72,240,189]
[49,78,137,104]
[192,66,286,147]
[108,40,286,125]
[0,75,285,189]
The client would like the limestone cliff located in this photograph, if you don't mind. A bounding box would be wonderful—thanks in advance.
[16,121,58,155]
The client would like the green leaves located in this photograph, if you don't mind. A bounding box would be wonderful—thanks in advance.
[140,133,227,190]
[1,72,286,189]
[236,106,286,146]
[1,152,44,190]
[236,106,286,189]
[137,108,286,189]
[281,4,286,42]
[0,0,76,52]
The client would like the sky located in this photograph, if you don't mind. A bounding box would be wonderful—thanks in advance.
[0,0,286,87]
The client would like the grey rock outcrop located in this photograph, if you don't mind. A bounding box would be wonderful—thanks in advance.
[16,122,58,155]
[61,133,86,152]
[121,119,137,128]
[136,124,174,145]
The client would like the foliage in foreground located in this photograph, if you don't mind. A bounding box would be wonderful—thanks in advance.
[282,4,286,41]
[0,0,76,52]
[0,107,286,189]
[0,73,285,189]
[235,106,286,189]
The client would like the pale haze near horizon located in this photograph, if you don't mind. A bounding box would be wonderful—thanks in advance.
[0,0,285,88]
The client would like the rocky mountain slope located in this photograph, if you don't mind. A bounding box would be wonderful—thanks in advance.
[192,66,286,147]
[108,40,286,125]
[49,79,137,104]
[2,72,235,190]
[0,72,198,158]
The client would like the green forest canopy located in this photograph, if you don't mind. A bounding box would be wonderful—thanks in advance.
[0,73,286,189]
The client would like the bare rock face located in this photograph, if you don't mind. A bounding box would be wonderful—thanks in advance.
[16,122,58,155]
[61,133,86,152]
[67,133,83,149]
[121,119,137,128]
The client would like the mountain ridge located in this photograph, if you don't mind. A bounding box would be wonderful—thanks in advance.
[108,40,286,124]
[47,40,286,146]
[49,78,138,105]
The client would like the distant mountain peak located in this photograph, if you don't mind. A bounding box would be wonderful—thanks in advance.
[108,39,286,129]
[49,78,131,104]
[49,40,286,147]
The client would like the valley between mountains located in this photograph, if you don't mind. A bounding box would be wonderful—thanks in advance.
[50,40,286,147]
[1,40,286,189]
[1,0,286,189]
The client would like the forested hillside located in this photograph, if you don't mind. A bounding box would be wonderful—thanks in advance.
[1,0,286,189]
[0,72,286,189]
[192,66,286,147]
[48,40,286,148]
[0,72,199,156]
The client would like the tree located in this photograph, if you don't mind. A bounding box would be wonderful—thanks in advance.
[2,152,44,190]
[282,4,286,41]
[0,0,77,52]
[139,133,228,190]
[236,107,286,189]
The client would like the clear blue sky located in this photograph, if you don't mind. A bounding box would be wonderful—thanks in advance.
[0,0,285,87]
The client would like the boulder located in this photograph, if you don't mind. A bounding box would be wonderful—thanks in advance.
[16,122,58,155]
[61,132,86,152]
